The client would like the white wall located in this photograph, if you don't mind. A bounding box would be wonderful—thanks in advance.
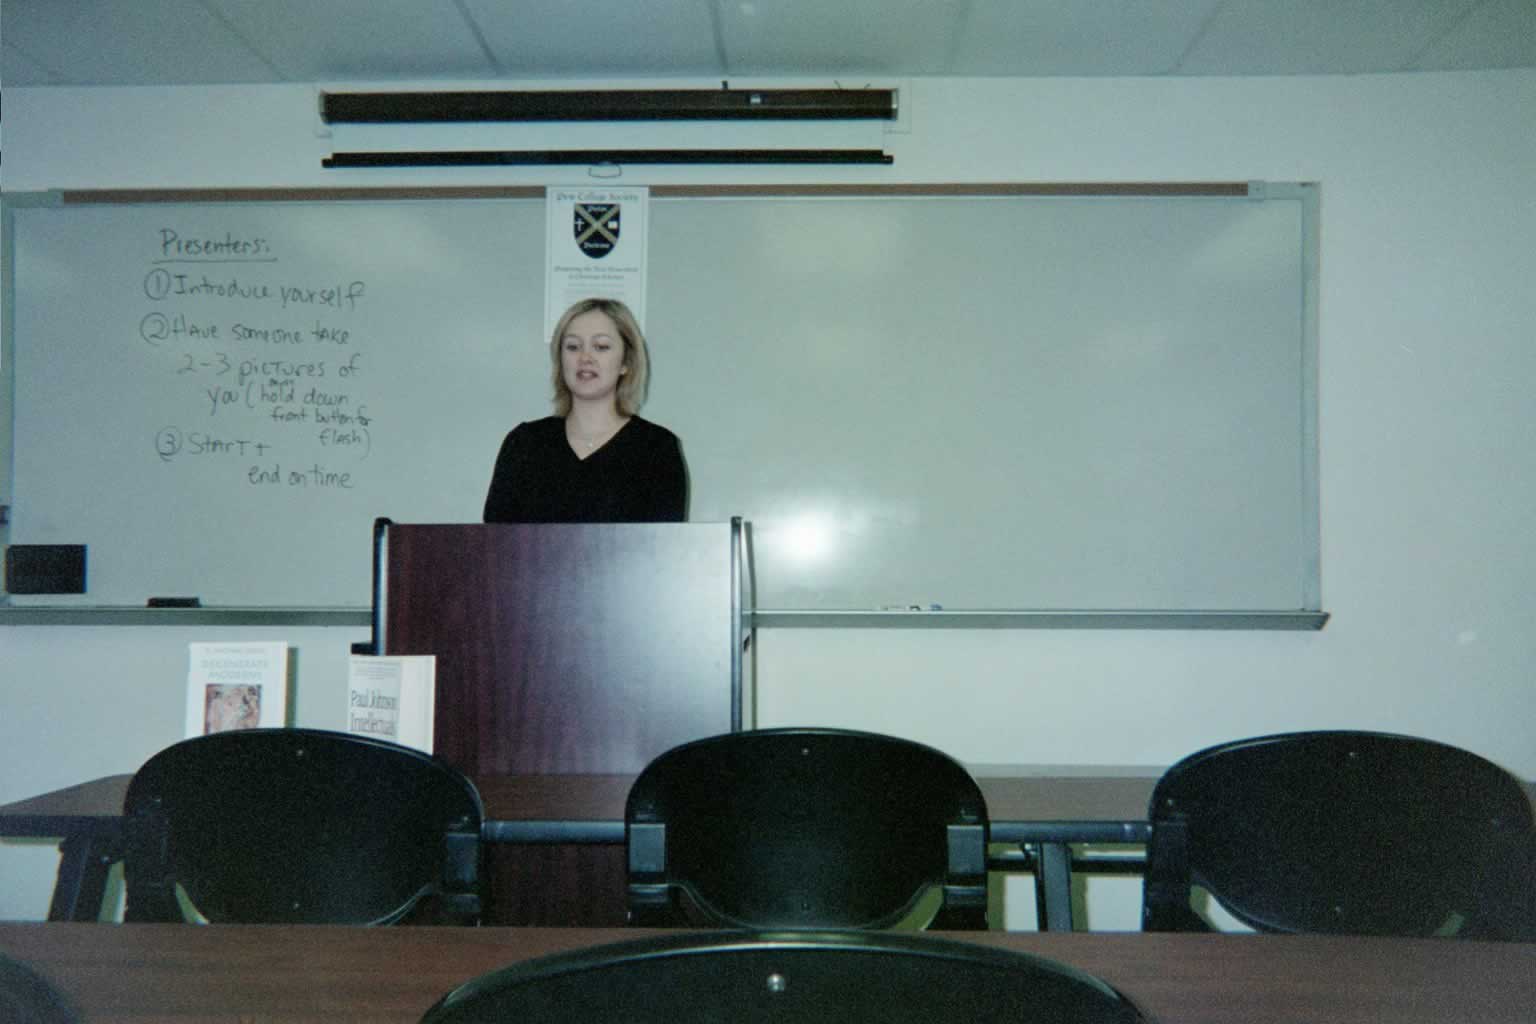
[5,70,1535,922]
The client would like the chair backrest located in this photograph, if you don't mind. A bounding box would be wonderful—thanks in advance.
[123,728,484,924]
[626,728,989,929]
[1142,729,1536,937]
[420,930,1149,1024]
[0,955,79,1024]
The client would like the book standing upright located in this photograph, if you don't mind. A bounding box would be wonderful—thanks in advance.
[184,641,290,737]
[345,655,436,754]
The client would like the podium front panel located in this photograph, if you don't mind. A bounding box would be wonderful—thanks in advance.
[377,522,742,777]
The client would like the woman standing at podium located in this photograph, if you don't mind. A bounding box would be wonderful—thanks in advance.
[483,297,688,523]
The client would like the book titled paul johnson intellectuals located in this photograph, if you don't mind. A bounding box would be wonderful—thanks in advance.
[345,655,435,754]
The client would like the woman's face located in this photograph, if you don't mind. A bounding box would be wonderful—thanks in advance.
[560,309,627,407]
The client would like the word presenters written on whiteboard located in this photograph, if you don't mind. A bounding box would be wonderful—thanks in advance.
[142,227,370,491]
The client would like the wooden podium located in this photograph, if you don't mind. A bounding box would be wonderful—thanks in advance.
[371,519,747,924]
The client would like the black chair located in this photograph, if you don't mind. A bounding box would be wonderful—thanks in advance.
[420,930,1149,1024]
[122,727,483,924]
[1479,827,1536,942]
[0,955,79,1024]
[626,728,989,929]
[1142,729,1536,938]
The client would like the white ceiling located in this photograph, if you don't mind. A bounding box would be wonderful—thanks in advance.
[3,0,1534,88]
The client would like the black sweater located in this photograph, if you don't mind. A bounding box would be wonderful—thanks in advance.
[482,415,687,523]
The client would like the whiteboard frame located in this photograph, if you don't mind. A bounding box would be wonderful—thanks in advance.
[0,183,1323,629]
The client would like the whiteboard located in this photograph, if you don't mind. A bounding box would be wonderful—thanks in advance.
[4,188,1317,611]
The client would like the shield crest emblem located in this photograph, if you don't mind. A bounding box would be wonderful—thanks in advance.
[573,203,621,259]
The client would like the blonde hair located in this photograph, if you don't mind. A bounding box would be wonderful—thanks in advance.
[549,298,650,417]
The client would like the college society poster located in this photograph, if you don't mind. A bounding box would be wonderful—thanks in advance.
[544,186,649,339]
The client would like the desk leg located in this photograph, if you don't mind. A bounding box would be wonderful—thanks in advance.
[1033,842,1075,932]
[47,833,118,922]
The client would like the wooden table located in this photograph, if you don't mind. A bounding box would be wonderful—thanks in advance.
[0,772,1156,839]
[3,923,1533,1024]
[1,772,1158,928]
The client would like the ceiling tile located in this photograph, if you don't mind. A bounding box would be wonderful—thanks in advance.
[205,0,497,81]
[1179,0,1485,75]
[461,0,722,76]
[1,0,281,85]
[951,0,1224,76]
[719,0,964,75]
[1409,0,1536,71]
[0,0,1531,88]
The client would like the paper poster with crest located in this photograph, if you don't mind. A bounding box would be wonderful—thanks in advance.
[544,186,648,341]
